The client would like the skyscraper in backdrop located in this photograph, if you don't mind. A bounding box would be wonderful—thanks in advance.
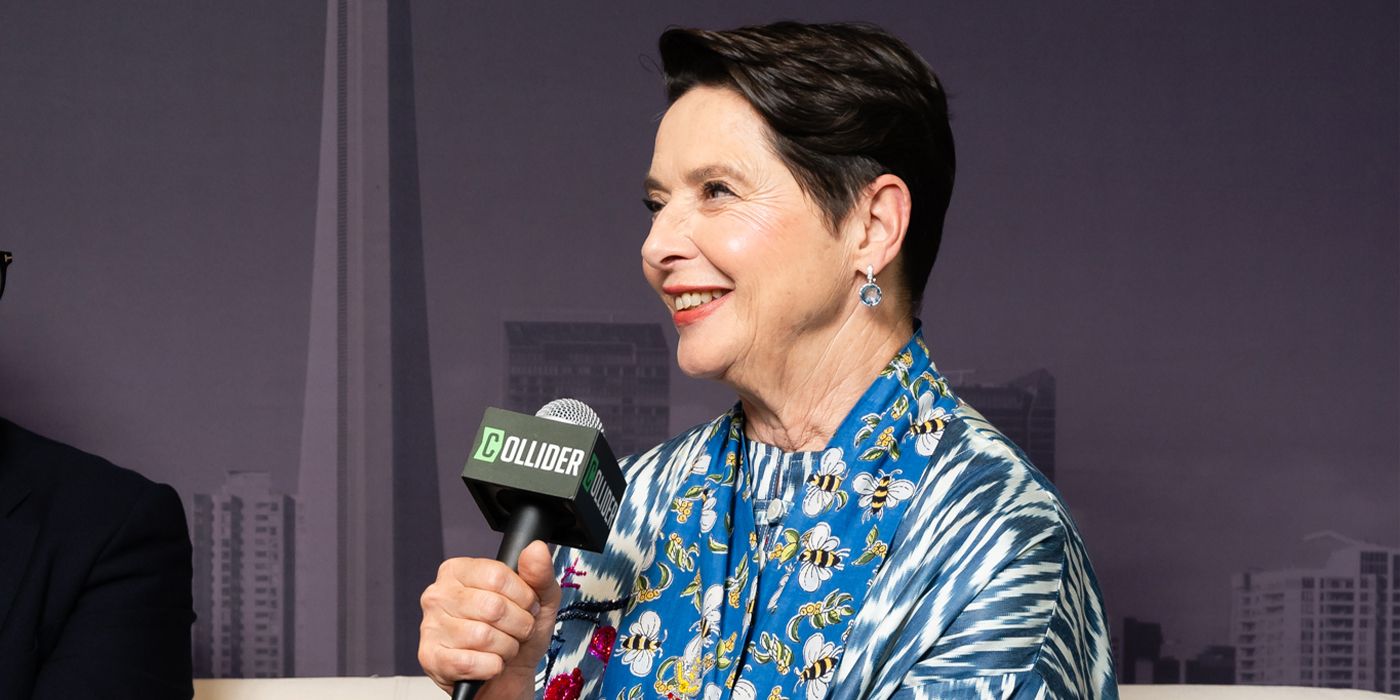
[1232,533,1400,692]
[192,472,296,678]
[295,0,442,675]
[504,321,670,457]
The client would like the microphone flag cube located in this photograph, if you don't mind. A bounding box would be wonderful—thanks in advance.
[462,407,624,552]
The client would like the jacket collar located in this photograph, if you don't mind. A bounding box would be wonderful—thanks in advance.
[0,418,39,631]
[0,419,35,516]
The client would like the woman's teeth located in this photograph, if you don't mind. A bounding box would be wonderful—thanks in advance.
[674,290,728,311]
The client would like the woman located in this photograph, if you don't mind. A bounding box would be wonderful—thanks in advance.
[420,22,1118,700]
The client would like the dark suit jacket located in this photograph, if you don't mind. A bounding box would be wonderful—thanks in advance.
[0,419,194,699]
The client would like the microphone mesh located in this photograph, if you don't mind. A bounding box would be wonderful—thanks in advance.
[536,398,605,433]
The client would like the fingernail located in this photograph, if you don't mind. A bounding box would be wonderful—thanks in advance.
[530,600,541,616]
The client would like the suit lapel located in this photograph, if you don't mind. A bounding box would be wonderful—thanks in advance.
[0,423,40,631]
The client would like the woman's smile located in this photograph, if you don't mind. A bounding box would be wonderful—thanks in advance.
[663,286,732,326]
[669,289,729,326]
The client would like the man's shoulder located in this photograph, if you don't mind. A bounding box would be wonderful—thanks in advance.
[0,418,173,524]
[0,420,194,700]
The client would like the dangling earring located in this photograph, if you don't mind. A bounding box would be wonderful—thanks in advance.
[858,265,883,307]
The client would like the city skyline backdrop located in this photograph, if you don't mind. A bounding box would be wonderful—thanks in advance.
[0,0,1395,674]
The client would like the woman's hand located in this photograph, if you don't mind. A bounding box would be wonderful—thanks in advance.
[418,540,562,698]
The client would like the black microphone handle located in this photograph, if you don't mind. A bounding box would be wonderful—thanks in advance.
[452,502,547,700]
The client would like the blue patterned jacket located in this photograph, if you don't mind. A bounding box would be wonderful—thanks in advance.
[536,402,1118,700]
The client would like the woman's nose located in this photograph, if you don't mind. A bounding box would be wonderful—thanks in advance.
[641,205,695,271]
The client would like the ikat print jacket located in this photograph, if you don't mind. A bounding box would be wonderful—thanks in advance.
[534,337,1118,700]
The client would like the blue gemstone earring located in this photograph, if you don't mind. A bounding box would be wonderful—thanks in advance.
[859,265,883,307]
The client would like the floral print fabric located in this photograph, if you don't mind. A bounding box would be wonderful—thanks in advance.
[535,328,1118,700]
[595,334,959,700]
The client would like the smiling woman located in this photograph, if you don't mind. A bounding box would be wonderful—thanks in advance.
[420,22,1118,700]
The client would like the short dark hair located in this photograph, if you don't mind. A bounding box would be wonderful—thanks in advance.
[658,22,956,311]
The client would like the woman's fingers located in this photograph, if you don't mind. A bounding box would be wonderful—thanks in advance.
[430,587,535,642]
[440,557,540,613]
[436,617,522,660]
[419,644,505,685]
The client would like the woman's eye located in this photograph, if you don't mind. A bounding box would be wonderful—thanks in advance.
[702,181,735,199]
[642,198,664,215]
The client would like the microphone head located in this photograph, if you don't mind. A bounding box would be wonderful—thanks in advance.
[536,398,604,433]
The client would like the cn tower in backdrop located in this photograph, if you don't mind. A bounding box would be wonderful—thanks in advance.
[295,0,443,676]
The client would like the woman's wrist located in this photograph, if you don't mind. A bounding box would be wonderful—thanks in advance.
[477,668,537,700]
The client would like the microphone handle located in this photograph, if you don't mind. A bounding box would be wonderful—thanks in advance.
[451,502,547,700]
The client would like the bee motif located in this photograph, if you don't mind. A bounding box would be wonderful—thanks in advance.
[911,412,950,436]
[911,391,953,456]
[801,449,848,516]
[851,469,916,521]
[685,584,725,662]
[796,523,850,592]
[619,610,665,676]
[795,633,842,700]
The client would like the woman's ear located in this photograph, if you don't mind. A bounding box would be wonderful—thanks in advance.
[855,173,911,277]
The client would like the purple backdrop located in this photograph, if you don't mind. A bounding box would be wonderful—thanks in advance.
[0,0,1395,685]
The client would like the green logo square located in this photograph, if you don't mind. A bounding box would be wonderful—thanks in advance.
[582,454,600,489]
[473,427,505,462]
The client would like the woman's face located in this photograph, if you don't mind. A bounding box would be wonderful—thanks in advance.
[642,86,858,383]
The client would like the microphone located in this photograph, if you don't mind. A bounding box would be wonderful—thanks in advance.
[452,399,626,700]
